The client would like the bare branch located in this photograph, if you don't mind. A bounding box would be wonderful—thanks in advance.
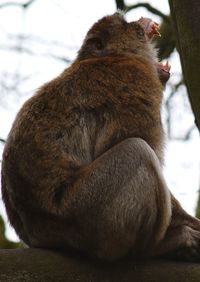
[164,79,185,139]
[115,0,126,10]
[0,0,35,10]
[0,45,70,64]
[6,33,76,50]
[0,138,5,143]
[126,3,169,22]
[183,125,196,141]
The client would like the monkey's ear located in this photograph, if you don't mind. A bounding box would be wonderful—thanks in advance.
[86,37,104,51]
[78,36,106,59]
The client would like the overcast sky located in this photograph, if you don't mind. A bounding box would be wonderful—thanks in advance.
[0,0,199,241]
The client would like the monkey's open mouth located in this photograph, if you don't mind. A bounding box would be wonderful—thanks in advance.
[138,17,171,74]
[138,17,161,38]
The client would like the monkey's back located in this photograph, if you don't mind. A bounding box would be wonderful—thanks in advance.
[1,55,164,246]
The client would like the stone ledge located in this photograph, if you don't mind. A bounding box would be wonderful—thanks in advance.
[0,248,200,282]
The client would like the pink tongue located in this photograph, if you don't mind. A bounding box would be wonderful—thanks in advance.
[137,17,161,38]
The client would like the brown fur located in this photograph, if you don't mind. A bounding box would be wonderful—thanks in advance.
[2,12,200,261]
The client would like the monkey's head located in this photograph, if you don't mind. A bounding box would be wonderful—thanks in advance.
[78,12,158,61]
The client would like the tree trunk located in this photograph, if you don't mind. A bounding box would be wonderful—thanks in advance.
[169,0,200,131]
[1,248,200,282]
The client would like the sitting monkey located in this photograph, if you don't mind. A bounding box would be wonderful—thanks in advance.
[1,12,200,261]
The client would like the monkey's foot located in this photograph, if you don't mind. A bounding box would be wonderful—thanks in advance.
[162,226,200,262]
[138,17,161,38]
[168,246,200,262]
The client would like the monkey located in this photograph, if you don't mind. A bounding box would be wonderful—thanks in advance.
[1,12,200,262]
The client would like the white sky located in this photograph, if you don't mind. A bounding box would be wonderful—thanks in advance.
[0,0,199,242]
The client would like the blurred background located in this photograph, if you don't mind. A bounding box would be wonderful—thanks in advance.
[0,0,199,247]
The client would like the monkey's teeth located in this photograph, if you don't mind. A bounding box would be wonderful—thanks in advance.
[151,22,161,37]
[138,17,161,38]
[164,61,171,72]
[154,27,161,37]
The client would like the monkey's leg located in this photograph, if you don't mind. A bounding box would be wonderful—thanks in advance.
[55,137,171,260]
[152,195,200,261]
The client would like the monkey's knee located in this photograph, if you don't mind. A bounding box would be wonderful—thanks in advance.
[120,137,163,181]
[121,137,158,160]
